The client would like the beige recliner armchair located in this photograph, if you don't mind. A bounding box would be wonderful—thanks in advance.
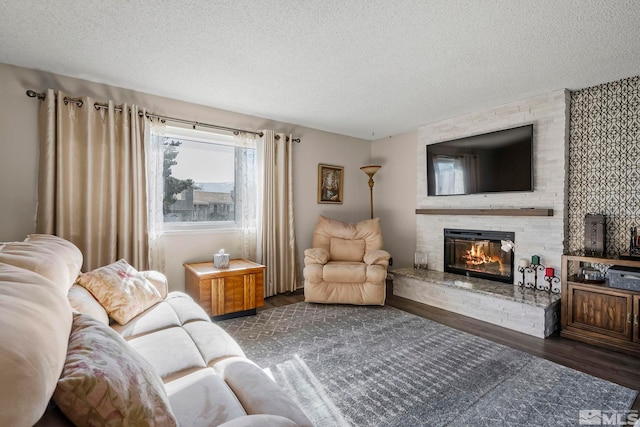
[303,215,390,305]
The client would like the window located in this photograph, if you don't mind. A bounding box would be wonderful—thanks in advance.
[433,155,464,195]
[152,126,256,229]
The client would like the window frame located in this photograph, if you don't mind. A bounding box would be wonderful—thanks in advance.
[156,126,242,233]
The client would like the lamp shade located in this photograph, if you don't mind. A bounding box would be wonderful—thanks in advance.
[360,165,381,178]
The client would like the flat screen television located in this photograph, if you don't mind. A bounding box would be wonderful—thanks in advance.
[426,124,533,196]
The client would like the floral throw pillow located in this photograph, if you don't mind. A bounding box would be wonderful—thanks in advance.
[54,313,177,426]
[76,259,162,325]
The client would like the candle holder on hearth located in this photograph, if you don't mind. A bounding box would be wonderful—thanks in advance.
[517,256,559,293]
[544,274,561,294]
[517,266,527,287]
[517,258,531,288]
[527,264,545,290]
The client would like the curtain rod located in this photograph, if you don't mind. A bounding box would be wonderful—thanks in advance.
[25,90,301,143]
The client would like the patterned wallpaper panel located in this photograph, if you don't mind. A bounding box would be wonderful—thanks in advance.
[568,75,640,255]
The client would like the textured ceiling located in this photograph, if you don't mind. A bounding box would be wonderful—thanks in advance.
[1,1,639,139]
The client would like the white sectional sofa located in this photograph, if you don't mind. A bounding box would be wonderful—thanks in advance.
[0,234,311,427]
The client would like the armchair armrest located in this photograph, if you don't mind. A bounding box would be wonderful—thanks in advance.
[140,270,169,299]
[304,248,330,265]
[364,249,391,266]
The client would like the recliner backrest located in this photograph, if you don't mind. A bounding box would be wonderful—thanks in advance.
[312,216,384,260]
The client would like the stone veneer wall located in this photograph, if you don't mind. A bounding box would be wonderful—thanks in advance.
[568,75,640,256]
[416,89,570,279]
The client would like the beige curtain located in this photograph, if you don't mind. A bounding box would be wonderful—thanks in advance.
[258,130,297,296]
[36,89,149,271]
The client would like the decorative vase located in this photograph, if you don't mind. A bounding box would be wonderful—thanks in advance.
[414,251,428,269]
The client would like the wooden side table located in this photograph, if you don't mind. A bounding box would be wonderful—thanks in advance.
[184,259,265,319]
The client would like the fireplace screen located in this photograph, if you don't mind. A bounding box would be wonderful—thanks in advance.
[444,229,515,283]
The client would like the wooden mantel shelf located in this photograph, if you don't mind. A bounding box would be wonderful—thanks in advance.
[415,208,554,217]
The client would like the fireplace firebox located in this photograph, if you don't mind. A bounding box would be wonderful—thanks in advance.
[444,229,515,284]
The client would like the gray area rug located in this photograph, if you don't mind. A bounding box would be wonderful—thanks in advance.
[218,303,638,426]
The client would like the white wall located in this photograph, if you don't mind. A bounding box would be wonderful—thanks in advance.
[371,130,418,268]
[416,90,570,278]
[0,62,372,291]
[0,65,40,240]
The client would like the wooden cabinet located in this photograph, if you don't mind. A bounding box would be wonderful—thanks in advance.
[184,259,265,319]
[565,282,632,340]
[561,254,640,356]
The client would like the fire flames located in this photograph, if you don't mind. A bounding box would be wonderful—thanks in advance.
[463,243,504,274]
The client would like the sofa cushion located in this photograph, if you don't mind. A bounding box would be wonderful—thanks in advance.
[214,357,313,427]
[141,269,169,299]
[0,242,73,291]
[112,297,181,338]
[67,284,109,325]
[126,326,207,381]
[165,368,247,426]
[165,292,212,324]
[25,234,83,282]
[330,237,365,262]
[76,258,162,325]
[112,292,210,339]
[0,264,73,427]
[183,321,246,366]
[53,313,177,426]
[323,262,366,283]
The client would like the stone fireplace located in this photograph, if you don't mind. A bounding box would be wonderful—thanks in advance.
[414,90,569,280]
[444,229,515,284]
[392,90,568,339]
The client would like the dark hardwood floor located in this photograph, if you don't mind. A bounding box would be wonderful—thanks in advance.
[261,289,305,310]
[262,287,640,409]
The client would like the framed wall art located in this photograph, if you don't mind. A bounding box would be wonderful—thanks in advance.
[317,164,344,204]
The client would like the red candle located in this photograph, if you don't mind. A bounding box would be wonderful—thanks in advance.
[545,267,554,277]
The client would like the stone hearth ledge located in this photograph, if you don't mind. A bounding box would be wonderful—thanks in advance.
[390,268,561,338]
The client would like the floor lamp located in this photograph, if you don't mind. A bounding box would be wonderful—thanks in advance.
[360,165,381,219]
